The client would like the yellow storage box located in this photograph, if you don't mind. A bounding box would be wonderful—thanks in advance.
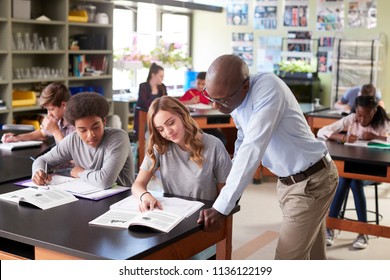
[12,90,37,107]
[68,10,88,23]
[21,119,40,130]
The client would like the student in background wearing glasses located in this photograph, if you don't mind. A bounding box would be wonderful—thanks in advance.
[197,54,339,260]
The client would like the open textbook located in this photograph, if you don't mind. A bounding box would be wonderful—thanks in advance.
[0,188,78,210]
[89,195,204,233]
[110,195,204,218]
[344,139,390,149]
[0,140,43,150]
[16,175,130,200]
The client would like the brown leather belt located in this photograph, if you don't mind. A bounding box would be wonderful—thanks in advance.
[279,153,332,186]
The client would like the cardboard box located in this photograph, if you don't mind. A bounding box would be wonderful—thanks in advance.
[13,0,31,19]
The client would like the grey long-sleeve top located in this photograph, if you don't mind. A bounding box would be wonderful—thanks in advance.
[32,128,134,188]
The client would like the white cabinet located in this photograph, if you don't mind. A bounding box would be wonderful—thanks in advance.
[0,0,113,126]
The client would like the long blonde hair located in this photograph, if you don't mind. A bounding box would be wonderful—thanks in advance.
[146,96,204,173]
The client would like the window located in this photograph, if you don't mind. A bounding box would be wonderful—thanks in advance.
[113,7,136,91]
[113,4,191,96]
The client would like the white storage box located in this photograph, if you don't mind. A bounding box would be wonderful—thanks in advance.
[13,0,31,19]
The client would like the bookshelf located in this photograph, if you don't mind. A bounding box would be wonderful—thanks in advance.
[0,0,113,126]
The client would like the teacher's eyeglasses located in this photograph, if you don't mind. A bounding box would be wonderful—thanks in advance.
[201,78,249,107]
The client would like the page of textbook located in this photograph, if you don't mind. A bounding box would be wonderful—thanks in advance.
[16,175,130,200]
[89,208,183,233]
[109,195,204,218]
[0,188,78,210]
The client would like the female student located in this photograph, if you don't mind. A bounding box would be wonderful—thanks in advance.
[131,96,232,212]
[1,82,74,144]
[134,63,167,139]
[318,95,390,249]
[32,92,135,189]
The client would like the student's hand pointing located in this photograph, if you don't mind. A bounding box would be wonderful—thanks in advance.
[197,207,225,232]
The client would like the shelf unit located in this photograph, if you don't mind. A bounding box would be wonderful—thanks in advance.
[0,0,113,126]
[331,33,387,105]
[279,37,320,103]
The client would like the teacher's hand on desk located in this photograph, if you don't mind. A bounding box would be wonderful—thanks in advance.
[197,207,225,232]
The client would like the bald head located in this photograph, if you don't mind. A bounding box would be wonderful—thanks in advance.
[206,55,249,89]
[205,55,250,114]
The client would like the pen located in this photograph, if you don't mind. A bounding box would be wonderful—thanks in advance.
[44,162,48,186]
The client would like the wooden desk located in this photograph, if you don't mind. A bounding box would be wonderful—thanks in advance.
[0,182,238,260]
[137,108,236,167]
[305,109,342,134]
[325,140,390,238]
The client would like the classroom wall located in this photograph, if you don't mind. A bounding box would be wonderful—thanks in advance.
[192,0,390,108]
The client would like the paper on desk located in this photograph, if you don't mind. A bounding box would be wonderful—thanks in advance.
[20,175,110,195]
[186,103,213,110]
[344,139,390,149]
[0,140,43,150]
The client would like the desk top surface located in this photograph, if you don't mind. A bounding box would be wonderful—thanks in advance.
[0,183,216,260]
[0,130,55,184]
[326,140,390,165]
[306,109,344,119]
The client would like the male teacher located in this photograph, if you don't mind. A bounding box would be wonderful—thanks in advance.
[197,54,338,260]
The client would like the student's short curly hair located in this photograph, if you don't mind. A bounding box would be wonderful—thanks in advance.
[64,92,109,126]
[361,84,376,96]
[39,82,71,107]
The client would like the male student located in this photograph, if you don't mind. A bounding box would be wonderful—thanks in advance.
[1,82,74,144]
[197,54,339,260]
[32,92,135,189]
[334,84,385,113]
[179,72,210,105]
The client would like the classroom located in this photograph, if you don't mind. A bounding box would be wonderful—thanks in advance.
[1,0,390,267]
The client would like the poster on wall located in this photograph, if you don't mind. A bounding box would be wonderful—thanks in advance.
[232,32,254,66]
[257,36,282,72]
[348,0,377,28]
[283,0,309,27]
[226,0,249,26]
[317,37,334,73]
[254,0,278,30]
[316,0,344,31]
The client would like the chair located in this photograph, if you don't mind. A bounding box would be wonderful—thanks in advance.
[339,181,382,225]
[2,124,35,131]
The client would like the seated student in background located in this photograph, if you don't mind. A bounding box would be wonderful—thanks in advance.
[318,95,390,249]
[179,72,210,105]
[333,84,385,113]
[32,92,135,189]
[179,71,227,145]
[134,63,167,139]
[1,82,74,144]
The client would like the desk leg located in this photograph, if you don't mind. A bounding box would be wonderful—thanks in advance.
[253,166,262,184]
[138,110,147,167]
[216,215,233,260]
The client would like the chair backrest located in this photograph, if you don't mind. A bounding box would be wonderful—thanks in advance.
[2,124,35,131]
